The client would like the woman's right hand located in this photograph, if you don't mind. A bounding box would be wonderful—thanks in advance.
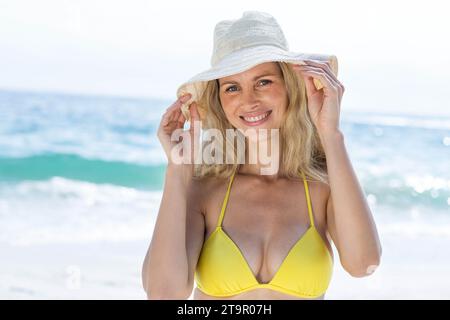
[157,93,200,178]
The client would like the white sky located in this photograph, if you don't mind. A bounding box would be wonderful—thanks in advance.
[0,0,449,115]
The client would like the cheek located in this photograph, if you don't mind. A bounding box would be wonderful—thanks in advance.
[220,96,238,115]
[219,99,240,124]
[271,89,289,116]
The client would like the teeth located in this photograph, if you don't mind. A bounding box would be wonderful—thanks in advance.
[243,111,270,123]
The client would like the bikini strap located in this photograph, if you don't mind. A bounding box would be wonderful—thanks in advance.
[301,171,315,228]
[217,168,237,227]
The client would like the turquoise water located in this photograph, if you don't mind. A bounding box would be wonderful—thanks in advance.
[0,154,166,189]
[0,89,449,245]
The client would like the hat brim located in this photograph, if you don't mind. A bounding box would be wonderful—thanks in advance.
[176,45,338,121]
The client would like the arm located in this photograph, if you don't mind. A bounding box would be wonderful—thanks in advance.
[322,130,382,277]
[142,94,204,298]
[293,59,381,278]
[141,164,190,299]
[141,164,205,299]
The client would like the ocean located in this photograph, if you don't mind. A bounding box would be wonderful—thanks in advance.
[1,88,449,299]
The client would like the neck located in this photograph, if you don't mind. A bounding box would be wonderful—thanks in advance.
[237,133,281,180]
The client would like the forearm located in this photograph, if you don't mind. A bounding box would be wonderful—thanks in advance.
[142,164,190,298]
[321,130,382,272]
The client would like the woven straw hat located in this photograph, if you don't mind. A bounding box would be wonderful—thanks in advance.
[176,10,338,121]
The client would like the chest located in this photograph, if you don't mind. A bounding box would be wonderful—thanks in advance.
[202,176,331,284]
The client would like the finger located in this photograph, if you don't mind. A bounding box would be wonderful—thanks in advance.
[161,110,174,126]
[189,102,200,122]
[162,106,181,127]
[296,64,335,83]
[166,95,188,117]
[292,64,323,95]
[172,108,181,122]
[176,110,186,129]
[166,93,192,112]
[188,103,201,163]
[303,75,319,98]
[189,103,201,138]
[162,109,176,125]
[298,69,338,93]
[304,60,334,76]
[293,65,322,97]
[296,64,337,87]
[303,61,344,90]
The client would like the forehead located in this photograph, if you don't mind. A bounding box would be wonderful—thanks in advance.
[218,62,281,82]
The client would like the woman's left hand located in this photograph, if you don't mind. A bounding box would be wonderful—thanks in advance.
[292,60,345,139]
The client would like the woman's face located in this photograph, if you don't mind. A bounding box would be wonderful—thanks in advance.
[218,62,288,130]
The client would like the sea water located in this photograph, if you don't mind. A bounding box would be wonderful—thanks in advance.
[1,89,449,298]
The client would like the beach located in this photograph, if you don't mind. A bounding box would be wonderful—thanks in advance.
[2,217,450,299]
[1,89,449,299]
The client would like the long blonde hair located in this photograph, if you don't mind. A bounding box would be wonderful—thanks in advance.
[192,61,329,184]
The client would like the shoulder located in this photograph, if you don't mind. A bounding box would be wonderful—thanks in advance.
[305,178,330,202]
[187,175,229,216]
[304,178,331,227]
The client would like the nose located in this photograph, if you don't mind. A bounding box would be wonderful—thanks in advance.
[239,87,260,111]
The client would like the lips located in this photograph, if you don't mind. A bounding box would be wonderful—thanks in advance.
[239,110,272,126]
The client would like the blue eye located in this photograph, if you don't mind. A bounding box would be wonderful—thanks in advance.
[259,79,272,86]
[225,85,238,93]
[224,79,272,93]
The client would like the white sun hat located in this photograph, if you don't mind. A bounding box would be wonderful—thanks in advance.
[176,10,338,121]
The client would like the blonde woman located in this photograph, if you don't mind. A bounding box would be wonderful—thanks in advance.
[142,11,381,300]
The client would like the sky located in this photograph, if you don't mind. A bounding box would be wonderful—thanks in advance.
[0,0,449,116]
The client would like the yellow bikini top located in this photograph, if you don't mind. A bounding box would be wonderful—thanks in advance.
[194,169,333,298]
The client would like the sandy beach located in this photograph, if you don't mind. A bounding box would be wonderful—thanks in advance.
[2,225,450,300]
[1,90,449,300]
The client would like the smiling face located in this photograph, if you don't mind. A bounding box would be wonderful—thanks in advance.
[217,62,289,130]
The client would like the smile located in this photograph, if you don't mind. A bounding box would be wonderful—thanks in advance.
[240,110,272,125]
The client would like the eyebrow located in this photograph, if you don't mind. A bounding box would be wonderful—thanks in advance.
[219,72,278,87]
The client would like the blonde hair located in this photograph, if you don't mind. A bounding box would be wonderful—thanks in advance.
[192,61,329,185]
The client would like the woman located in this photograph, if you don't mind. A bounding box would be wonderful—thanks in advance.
[142,11,382,300]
